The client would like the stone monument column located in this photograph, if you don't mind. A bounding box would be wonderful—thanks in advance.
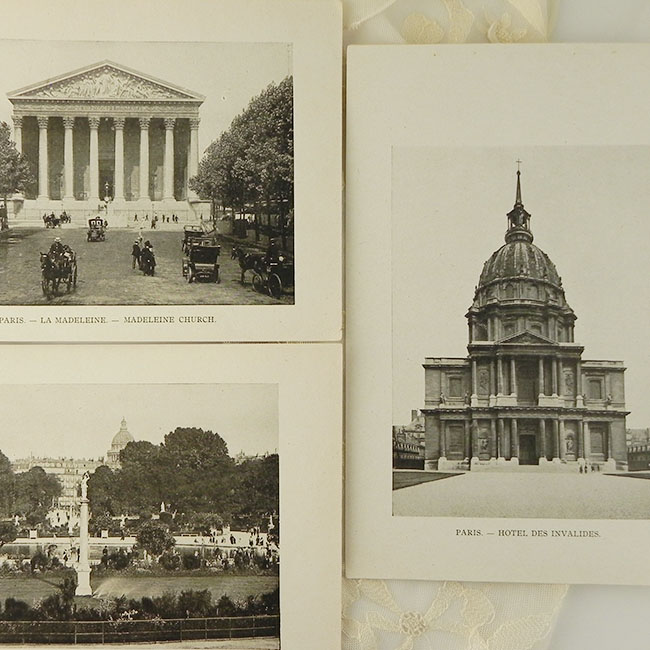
[163,118,176,201]
[75,471,93,596]
[113,118,125,201]
[139,118,150,201]
[37,116,49,201]
[88,117,100,204]
[63,117,75,201]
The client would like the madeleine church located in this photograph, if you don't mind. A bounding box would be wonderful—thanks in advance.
[6,61,209,225]
[422,170,629,472]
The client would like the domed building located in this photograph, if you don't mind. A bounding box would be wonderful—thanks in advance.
[422,170,629,471]
[105,417,135,469]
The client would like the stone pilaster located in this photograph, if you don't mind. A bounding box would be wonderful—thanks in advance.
[37,116,49,200]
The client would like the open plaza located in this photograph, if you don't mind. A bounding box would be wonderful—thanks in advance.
[0,225,290,305]
[393,470,650,519]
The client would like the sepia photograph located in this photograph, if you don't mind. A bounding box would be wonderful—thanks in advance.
[391,146,650,520]
[0,382,279,646]
[0,40,294,306]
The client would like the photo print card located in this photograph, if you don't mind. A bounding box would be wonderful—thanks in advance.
[0,0,342,342]
[0,343,342,649]
[346,44,650,585]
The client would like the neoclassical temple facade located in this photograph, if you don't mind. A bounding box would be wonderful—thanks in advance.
[422,171,629,472]
[7,61,209,224]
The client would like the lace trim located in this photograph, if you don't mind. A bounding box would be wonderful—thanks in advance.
[342,579,568,650]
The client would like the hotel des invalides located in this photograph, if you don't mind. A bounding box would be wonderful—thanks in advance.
[6,61,209,225]
[421,171,629,473]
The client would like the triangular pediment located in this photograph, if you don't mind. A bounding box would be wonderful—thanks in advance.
[8,61,204,103]
[498,330,556,345]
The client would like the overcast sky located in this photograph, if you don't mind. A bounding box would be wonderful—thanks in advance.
[392,146,650,429]
[0,39,292,155]
[0,383,278,461]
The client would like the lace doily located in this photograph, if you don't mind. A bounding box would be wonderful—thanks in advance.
[344,0,552,45]
[343,579,568,650]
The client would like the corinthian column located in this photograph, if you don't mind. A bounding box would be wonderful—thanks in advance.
[114,118,125,201]
[88,117,100,203]
[139,118,150,200]
[63,117,75,201]
[163,118,176,201]
[37,116,49,200]
[12,115,22,152]
[188,117,200,199]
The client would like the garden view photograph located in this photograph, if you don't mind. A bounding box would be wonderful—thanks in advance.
[0,383,279,646]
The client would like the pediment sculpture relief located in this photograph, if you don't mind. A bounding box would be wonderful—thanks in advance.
[25,66,192,101]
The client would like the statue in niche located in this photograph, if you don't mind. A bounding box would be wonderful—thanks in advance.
[564,369,574,395]
[566,437,575,454]
[478,369,489,394]
[439,392,446,404]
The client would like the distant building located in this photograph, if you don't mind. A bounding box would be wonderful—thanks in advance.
[12,418,136,507]
[392,410,425,470]
[105,417,135,469]
[627,428,650,471]
[420,170,629,472]
[11,456,103,508]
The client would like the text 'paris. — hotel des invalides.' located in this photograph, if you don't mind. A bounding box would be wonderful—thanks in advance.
[421,170,629,472]
[7,61,210,225]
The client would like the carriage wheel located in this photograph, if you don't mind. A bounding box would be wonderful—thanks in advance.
[66,272,72,292]
[41,277,49,296]
[73,266,78,289]
[252,273,265,293]
[268,274,283,299]
[187,267,194,284]
[215,268,221,284]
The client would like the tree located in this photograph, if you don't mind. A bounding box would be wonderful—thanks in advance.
[190,77,294,247]
[0,521,17,549]
[0,122,34,229]
[233,454,279,524]
[135,521,175,557]
[0,451,15,517]
[14,467,61,526]
[88,465,119,516]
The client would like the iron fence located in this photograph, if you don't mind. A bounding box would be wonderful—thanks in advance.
[0,615,279,644]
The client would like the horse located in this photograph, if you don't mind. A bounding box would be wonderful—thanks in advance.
[40,250,76,297]
[231,245,265,284]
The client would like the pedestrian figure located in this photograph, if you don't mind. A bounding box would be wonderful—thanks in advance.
[134,214,138,222]
[131,240,141,269]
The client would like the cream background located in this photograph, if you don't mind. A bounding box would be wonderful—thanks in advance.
[0,0,342,344]
[346,44,650,586]
[0,343,342,650]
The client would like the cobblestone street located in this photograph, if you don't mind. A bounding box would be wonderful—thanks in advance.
[0,227,292,305]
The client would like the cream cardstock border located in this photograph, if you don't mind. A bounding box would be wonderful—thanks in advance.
[345,44,650,585]
[0,0,342,343]
[0,343,342,650]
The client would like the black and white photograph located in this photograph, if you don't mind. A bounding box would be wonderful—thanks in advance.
[0,40,294,306]
[391,146,650,520]
[0,382,279,646]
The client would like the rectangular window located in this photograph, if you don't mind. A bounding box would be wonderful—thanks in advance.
[588,378,603,400]
[448,377,462,397]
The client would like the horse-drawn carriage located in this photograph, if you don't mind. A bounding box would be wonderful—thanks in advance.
[183,237,221,283]
[87,217,106,242]
[40,246,77,298]
[252,252,295,299]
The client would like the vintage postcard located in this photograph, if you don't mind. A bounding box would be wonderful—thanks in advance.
[0,343,342,649]
[0,0,341,342]
[346,44,650,585]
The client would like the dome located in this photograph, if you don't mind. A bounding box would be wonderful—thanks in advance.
[478,240,561,289]
[111,417,134,448]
